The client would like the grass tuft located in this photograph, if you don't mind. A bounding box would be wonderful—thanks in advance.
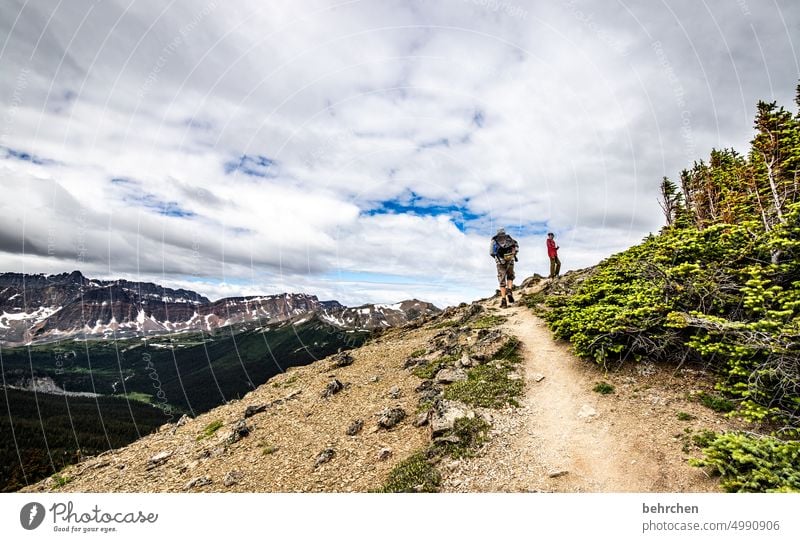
[379,452,441,493]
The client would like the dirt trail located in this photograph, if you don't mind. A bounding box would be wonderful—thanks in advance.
[441,294,725,493]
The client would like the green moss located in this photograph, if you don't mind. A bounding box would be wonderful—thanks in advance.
[430,320,459,329]
[379,452,441,493]
[470,315,507,329]
[444,364,523,408]
[196,419,224,441]
[593,381,615,394]
[411,354,459,380]
[410,348,427,358]
[676,411,696,421]
[493,338,523,364]
[433,416,491,459]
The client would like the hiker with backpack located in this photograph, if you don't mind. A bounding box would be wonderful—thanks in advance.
[490,228,519,308]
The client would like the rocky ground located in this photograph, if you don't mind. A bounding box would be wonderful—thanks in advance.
[437,298,747,492]
[23,279,743,493]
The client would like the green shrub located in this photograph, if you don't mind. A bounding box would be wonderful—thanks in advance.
[51,473,70,488]
[696,392,735,413]
[593,381,614,394]
[690,432,800,492]
[379,452,441,493]
[410,348,427,358]
[676,411,696,421]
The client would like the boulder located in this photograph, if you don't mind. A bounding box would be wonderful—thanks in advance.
[330,351,354,368]
[430,400,475,437]
[377,407,407,429]
[435,367,467,384]
[226,419,251,444]
[471,329,507,362]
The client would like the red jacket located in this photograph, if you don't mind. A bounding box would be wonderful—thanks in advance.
[546,238,558,258]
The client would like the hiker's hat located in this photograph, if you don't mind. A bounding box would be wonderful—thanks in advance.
[496,227,505,235]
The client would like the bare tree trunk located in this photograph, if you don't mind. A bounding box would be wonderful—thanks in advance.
[761,151,785,224]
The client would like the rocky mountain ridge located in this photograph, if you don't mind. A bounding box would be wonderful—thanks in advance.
[0,271,439,345]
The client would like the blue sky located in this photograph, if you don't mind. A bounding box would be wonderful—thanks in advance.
[0,0,797,307]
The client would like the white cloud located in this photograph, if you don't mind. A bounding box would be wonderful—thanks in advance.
[0,0,797,307]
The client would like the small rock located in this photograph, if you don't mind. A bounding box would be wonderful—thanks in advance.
[457,353,477,368]
[322,379,344,398]
[369,375,380,383]
[435,367,467,384]
[548,469,569,478]
[184,476,212,490]
[331,351,354,368]
[532,373,545,382]
[227,419,252,444]
[413,412,430,427]
[345,419,364,436]
[377,407,407,429]
[146,450,172,470]
[388,386,401,399]
[314,448,336,468]
[175,414,191,427]
[508,373,522,380]
[577,405,598,420]
[378,448,392,461]
[223,471,244,487]
[244,404,268,418]
[284,389,302,400]
[433,434,461,445]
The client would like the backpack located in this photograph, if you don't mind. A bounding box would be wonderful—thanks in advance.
[492,234,517,262]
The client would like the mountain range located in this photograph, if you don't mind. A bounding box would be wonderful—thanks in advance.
[0,271,439,345]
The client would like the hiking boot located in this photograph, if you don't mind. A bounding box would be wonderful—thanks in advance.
[500,298,508,308]
[507,292,515,304]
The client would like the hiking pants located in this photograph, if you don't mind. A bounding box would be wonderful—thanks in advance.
[549,256,561,278]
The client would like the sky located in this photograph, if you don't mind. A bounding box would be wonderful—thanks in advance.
[0,0,798,308]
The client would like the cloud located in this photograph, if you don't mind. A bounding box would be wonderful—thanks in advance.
[0,0,798,308]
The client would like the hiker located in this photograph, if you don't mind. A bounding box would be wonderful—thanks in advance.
[547,232,561,278]
[490,228,519,308]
